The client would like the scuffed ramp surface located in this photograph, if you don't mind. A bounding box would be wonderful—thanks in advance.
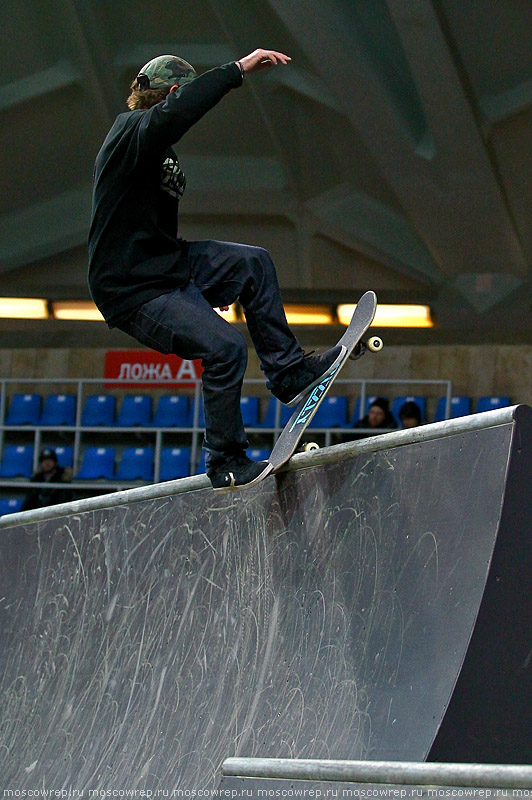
[0,423,514,788]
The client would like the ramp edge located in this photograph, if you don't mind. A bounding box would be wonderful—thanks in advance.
[0,405,527,530]
[222,758,532,790]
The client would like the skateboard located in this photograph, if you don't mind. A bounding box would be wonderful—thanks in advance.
[268,290,382,473]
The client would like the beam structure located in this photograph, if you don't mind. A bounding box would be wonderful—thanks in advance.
[266,0,527,281]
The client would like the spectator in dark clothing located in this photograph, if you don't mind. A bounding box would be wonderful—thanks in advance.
[398,400,422,428]
[353,396,397,434]
[21,448,71,512]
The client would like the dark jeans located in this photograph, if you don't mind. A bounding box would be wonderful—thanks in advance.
[118,240,304,461]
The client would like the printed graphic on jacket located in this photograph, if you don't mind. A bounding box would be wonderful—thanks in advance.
[161,155,186,198]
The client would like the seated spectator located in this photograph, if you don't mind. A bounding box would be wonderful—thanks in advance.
[21,448,72,512]
[353,397,397,434]
[398,400,422,428]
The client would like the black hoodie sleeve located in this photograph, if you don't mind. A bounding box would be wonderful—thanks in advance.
[137,62,243,150]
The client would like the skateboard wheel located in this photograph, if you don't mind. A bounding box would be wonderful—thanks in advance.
[368,336,383,352]
[304,442,319,452]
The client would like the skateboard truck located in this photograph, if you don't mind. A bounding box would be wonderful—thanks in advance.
[349,336,383,361]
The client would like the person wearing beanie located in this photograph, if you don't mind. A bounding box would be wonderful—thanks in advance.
[352,396,398,434]
[88,48,345,491]
[21,448,71,512]
[398,400,422,428]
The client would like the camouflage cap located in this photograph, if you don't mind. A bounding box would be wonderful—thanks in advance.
[136,55,197,91]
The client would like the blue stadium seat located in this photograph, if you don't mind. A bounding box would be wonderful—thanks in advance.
[433,396,472,422]
[116,447,154,481]
[160,447,192,481]
[257,398,292,428]
[391,396,427,424]
[0,497,24,516]
[39,394,76,426]
[344,396,382,427]
[81,395,116,427]
[115,395,152,427]
[476,396,511,413]
[75,447,115,480]
[53,446,74,468]
[308,396,348,428]
[148,395,190,427]
[5,394,41,426]
[241,396,260,426]
[0,445,34,478]
[247,448,270,461]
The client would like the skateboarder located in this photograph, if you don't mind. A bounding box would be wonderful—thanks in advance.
[88,49,342,490]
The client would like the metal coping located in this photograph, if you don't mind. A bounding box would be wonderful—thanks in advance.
[0,405,526,531]
[222,757,532,790]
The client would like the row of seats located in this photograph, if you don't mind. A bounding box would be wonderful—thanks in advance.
[2,393,265,427]
[0,392,513,483]
[0,445,269,483]
[1,392,512,428]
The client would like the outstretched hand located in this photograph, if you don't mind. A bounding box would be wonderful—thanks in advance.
[238,49,291,75]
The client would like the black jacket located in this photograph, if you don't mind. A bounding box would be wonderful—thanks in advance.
[88,62,243,326]
[21,465,71,512]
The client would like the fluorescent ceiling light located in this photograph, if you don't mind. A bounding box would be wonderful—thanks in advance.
[284,304,333,325]
[337,303,433,327]
[214,303,238,322]
[52,301,105,321]
[0,298,48,319]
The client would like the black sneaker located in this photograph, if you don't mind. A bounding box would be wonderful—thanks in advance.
[269,345,345,406]
[208,453,273,492]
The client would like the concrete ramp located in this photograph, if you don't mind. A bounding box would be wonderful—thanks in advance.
[0,406,531,790]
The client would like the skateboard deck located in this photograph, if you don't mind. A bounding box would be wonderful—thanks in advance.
[268,290,380,472]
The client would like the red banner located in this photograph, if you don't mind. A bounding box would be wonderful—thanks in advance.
[104,350,203,388]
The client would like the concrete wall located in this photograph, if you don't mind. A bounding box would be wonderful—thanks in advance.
[1,344,530,408]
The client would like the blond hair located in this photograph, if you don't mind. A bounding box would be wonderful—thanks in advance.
[127,79,168,110]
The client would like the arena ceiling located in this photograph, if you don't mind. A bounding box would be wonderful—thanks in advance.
[2,0,532,346]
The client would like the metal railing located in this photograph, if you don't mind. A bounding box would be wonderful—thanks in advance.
[0,375,453,488]
[222,756,532,790]
[0,405,522,530]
